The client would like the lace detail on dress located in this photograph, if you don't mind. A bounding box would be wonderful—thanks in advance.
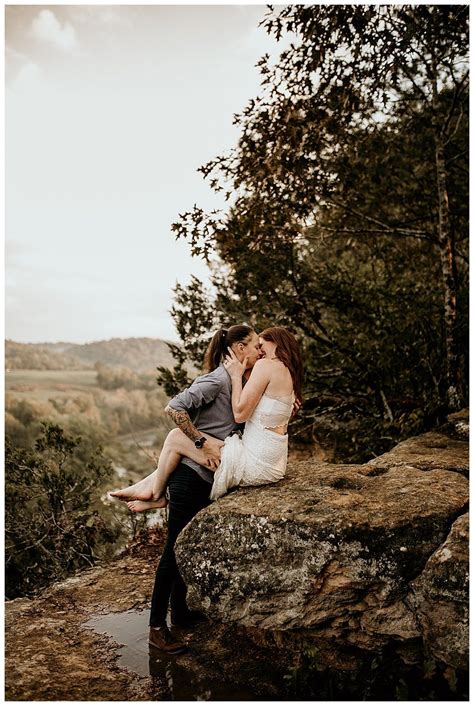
[250,392,295,431]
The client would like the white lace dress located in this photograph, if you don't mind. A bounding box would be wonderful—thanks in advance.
[210,392,294,501]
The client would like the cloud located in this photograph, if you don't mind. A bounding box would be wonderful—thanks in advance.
[10,61,41,90]
[31,9,78,52]
[5,46,30,63]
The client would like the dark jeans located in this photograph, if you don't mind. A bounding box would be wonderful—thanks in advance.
[149,462,211,627]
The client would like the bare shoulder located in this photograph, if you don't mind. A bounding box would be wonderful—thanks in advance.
[252,359,274,371]
[251,359,289,386]
[266,359,293,395]
[249,359,273,378]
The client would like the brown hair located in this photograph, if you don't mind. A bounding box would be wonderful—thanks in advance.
[203,324,255,372]
[259,327,304,402]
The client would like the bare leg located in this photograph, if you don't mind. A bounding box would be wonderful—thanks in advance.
[110,429,224,504]
[148,434,183,501]
[109,467,158,501]
[149,429,224,501]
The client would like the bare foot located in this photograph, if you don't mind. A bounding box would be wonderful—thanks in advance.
[127,497,168,513]
[109,471,157,501]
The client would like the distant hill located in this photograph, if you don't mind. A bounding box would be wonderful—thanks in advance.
[6,338,178,373]
[5,341,87,371]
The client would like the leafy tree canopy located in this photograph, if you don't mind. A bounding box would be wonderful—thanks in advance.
[159,5,468,460]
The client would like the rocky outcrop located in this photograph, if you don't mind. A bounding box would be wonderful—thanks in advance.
[367,408,469,477]
[409,512,469,670]
[5,532,167,701]
[176,410,469,673]
[5,532,296,701]
[5,411,468,700]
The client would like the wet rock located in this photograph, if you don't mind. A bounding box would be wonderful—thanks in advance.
[5,537,167,701]
[175,411,469,672]
[5,412,468,699]
[408,513,469,670]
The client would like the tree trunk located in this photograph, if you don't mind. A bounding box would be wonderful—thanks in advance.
[432,89,463,411]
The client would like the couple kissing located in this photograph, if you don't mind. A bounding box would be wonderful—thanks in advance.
[110,324,303,654]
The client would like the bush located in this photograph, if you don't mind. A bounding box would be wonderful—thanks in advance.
[5,423,120,599]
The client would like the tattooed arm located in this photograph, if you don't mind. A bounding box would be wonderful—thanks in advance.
[164,406,223,469]
[164,406,203,442]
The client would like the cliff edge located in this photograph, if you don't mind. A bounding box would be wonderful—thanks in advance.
[5,410,469,699]
[176,409,469,673]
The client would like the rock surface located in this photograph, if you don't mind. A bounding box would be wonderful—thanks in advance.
[5,411,469,700]
[176,410,469,672]
[408,513,469,670]
[368,408,469,476]
[5,534,164,701]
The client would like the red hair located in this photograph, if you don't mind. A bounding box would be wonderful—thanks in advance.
[259,327,304,402]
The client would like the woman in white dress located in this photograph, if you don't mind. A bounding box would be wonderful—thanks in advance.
[111,326,303,509]
[210,328,302,500]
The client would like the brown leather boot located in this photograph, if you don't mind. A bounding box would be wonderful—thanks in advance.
[148,625,187,654]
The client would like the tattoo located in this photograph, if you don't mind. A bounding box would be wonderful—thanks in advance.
[164,406,202,442]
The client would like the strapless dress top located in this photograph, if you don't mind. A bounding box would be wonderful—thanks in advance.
[249,392,295,431]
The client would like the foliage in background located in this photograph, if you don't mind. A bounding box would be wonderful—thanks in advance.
[5,344,177,598]
[159,5,468,461]
[6,372,170,451]
[95,362,158,391]
[5,423,120,599]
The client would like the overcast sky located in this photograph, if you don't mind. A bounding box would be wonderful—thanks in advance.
[5,4,283,343]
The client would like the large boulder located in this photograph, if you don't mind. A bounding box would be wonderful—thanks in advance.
[408,513,469,670]
[175,412,469,672]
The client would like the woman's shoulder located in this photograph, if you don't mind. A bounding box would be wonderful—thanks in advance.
[254,358,274,367]
[194,364,227,387]
[263,359,294,395]
[251,358,275,375]
[251,358,290,385]
[254,358,288,374]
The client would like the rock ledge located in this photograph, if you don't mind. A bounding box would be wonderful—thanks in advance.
[176,410,469,671]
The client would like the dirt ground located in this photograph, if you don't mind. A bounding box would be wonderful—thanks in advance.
[5,529,287,701]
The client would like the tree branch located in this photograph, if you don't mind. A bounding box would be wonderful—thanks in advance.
[442,70,468,139]
[322,200,435,242]
[445,150,468,166]
[307,225,434,243]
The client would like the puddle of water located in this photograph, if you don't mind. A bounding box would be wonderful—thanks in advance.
[85,609,261,701]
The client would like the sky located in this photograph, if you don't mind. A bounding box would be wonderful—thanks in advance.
[5,4,284,344]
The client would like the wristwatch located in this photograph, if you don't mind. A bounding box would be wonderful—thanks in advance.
[194,436,207,449]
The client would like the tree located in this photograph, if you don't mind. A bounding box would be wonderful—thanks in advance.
[5,423,119,598]
[170,5,468,418]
